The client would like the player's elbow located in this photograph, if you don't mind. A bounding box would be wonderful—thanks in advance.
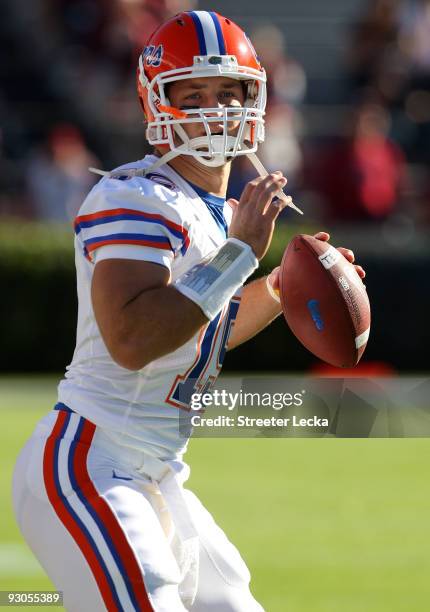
[112,350,147,371]
[106,335,153,371]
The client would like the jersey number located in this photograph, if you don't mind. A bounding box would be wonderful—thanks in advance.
[165,297,240,410]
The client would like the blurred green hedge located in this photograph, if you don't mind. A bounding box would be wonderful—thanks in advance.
[0,219,316,372]
[0,221,77,372]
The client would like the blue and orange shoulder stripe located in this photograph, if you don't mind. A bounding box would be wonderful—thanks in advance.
[74,208,190,261]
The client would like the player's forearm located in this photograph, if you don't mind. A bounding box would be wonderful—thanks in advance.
[227,276,282,350]
[100,286,208,370]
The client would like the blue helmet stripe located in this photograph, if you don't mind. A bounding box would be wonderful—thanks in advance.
[209,12,226,55]
[190,11,207,55]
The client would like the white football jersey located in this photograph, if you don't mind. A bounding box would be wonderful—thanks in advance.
[57,155,241,459]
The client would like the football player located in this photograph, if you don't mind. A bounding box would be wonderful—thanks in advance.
[13,11,365,611]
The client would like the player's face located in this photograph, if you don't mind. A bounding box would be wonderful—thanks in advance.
[167,76,246,140]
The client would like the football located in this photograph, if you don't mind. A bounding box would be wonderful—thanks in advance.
[279,234,371,368]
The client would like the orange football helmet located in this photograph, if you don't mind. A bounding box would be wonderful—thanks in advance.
[137,11,267,167]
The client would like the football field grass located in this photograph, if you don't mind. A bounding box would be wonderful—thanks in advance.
[1,376,430,611]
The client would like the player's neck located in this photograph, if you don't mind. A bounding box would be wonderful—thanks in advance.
[166,155,231,198]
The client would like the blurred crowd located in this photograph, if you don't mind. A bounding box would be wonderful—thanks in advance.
[0,0,429,225]
[313,0,430,226]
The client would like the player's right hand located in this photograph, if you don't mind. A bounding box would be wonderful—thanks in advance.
[227,171,288,260]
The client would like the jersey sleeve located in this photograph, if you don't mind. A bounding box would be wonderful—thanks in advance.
[74,176,190,270]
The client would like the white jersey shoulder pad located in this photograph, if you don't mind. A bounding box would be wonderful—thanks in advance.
[74,172,191,266]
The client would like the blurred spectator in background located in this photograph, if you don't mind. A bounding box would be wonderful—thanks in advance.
[310,101,407,221]
[340,0,430,224]
[26,124,99,222]
[346,0,430,165]
[346,0,402,95]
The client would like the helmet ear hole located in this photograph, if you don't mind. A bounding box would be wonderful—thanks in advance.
[245,80,258,102]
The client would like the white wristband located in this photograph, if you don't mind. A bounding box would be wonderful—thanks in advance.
[265,275,281,303]
[175,238,258,320]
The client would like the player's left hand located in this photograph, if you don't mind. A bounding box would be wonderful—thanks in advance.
[266,231,366,297]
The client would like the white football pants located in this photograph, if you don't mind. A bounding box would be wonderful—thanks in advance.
[12,407,264,612]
